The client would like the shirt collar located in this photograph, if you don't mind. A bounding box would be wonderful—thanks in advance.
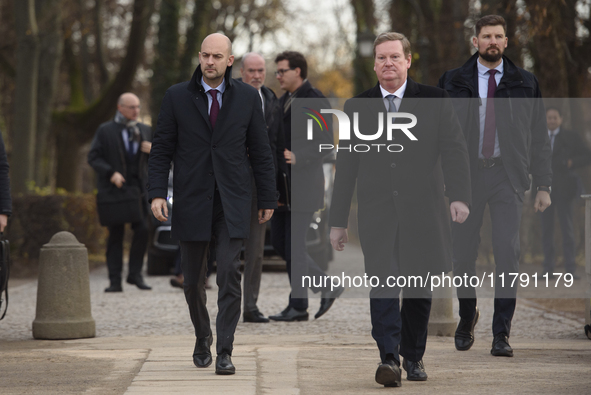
[379,79,408,99]
[549,127,561,136]
[477,58,504,77]
[201,77,226,94]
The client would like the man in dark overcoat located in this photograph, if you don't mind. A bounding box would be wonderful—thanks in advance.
[329,32,471,387]
[148,33,277,375]
[438,15,552,358]
[268,51,344,323]
[540,107,591,278]
[88,92,152,292]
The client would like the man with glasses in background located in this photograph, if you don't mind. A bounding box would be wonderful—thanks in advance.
[269,51,344,322]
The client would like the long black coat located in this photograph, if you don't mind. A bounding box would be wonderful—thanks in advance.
[148,65,277,241]
[279,80,333,212]
[551,129,591,200]
[438,53,552,194]
[88,120,152,193]
[0,132,11,216]
[329,79,471,280]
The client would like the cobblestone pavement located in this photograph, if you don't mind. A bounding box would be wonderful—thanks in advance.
[0,244,587,342]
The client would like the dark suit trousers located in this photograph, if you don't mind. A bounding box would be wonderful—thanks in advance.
[106,219,148,284]
[243,177,266,313]
[180,193,243,355]
[367,209,431,364]
[540,194,576,274]
[452,164,522,336]
[271,210,326,310]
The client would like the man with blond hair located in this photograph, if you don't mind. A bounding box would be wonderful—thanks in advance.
[330,32,471,387]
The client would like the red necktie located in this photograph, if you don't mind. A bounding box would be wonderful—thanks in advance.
[482,69,497,158]
[209,89,219,129]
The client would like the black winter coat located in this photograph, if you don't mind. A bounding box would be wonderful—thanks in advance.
[438,53,552,194]
[148,65,277,241]
[280,80,333,212]
[329,79,471,280]
[87,120,152,194]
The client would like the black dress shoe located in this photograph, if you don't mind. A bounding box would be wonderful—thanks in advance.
[193,335,213,368]
[315,286,345,319]
[104,284,123,293]
[491,333,513,357]
[243,310,270,323]
[170,277,183,289]
[215,352,235,375]
[126,276,152,290]
[402,358,428,381]
[375,358,401,387]
[455,306,480,351]
[268,307,309,322]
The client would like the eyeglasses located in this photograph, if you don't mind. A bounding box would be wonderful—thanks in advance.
[275,68,295,77]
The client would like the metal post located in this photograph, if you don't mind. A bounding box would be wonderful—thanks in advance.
[582,195,591,339]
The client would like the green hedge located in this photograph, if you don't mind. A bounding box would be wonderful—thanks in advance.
[6,194,106,265]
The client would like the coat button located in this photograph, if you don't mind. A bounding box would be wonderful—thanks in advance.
[390,163,396,168]
[209,171,213,176]
[212,144,217,149]
[207,195,212,201]
[393,191,398,197]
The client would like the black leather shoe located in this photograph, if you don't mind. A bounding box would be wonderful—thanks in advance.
[104,284,122,293]
[491,333,513,357]
[268,307,309,322]
[126,276,152,290]
[243,310,270,323]
[315,286,345,319]
[375,358,401,387]
[215,352,235,375]
[193,335,213,368]
[402,358,428,381]
[455,306,480,351]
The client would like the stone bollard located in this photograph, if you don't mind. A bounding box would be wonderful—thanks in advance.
[33,231,95,340]
[428,274,456,336]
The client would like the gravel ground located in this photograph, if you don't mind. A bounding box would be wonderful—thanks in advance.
[0,244,587,343]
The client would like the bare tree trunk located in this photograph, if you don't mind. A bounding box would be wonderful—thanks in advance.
[94,0,110,87]
[79,0,93,105]
[34,0,63,187]
[351,0,376,95]
[12,0,40,194]
[54,0,156,191]
[150,0,181,130]
[179,0,210,81]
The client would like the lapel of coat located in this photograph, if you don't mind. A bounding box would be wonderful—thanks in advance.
[191,92,213,132]
[398,78,421,113]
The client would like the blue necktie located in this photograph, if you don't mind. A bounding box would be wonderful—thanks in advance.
[386,94,398,112]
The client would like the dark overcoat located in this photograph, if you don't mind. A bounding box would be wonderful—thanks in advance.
[279,80,333,212]
[147,65,277,241]
[551,129,591,200]
[329,78,472,281]
[438,53,552,194]
[88,119,152,194]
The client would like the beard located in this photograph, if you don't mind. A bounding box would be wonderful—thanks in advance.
[479,46,503,63]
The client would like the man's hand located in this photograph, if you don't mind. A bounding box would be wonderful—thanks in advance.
[330,228,348,251]
[151,198,169,222]
[110,172,126,188]
[450,201,470,224]
[0,214,7,233]
[284,149,296,165]
[141,141,152,154]
[258,209,274,224]
[534,191,551,212]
